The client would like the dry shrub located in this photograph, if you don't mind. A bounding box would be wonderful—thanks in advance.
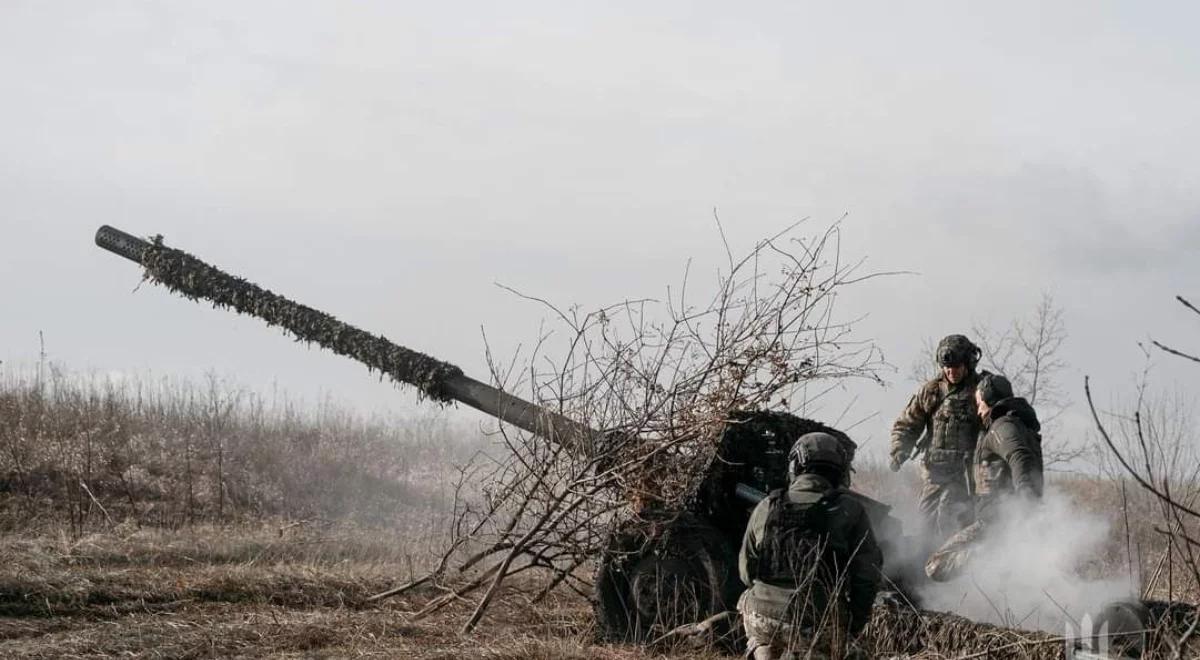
[0,368,485,532]
[383,221,888,634]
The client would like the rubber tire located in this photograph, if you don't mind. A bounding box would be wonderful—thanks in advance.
[593,511,740,643]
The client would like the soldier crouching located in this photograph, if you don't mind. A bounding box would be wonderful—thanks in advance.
[737,433,882,660]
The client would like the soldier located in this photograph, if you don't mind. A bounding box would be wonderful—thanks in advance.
[889,334,986,541]
[737,432,882,660]
[971,372,1043,518]
[925,373,1044,581]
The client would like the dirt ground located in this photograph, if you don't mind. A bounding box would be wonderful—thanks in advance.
[0,522,727,660]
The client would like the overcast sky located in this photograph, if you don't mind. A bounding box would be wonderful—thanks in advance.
[2,2,1197,459]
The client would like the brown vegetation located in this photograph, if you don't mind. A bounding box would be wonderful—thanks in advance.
[0,369,481,531]
[1,363,1196,657]
[0,522,715,660]
[9,340,1200,658]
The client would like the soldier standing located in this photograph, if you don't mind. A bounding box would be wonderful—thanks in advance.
[737,432,882,660]
[925,372,1044,581]
[889,334,986,541]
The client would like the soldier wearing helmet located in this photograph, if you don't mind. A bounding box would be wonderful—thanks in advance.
[737,432,882,660]
[924,373,1044,582]
[890,334,987,541]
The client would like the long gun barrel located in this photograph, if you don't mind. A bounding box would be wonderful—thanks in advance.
[94,225,598,451]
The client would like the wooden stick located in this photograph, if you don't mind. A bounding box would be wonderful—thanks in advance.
[78,481,113,527]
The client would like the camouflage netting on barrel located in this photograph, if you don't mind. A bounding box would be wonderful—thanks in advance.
[137,237,463,402]
[864,605,1063,659]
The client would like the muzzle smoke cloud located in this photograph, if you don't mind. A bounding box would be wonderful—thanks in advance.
[859,465,1132,633]
[916,488,1132,632]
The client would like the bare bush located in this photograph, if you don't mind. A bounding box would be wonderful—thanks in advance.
[386,221,889,633]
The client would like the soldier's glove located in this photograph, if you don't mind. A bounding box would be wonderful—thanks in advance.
[888,453,905,472]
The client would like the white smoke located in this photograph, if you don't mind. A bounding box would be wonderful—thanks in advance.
[916,487,1134,632]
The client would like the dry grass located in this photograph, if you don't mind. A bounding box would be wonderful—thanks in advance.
[0,518,734,660]
[1051,472,1200,603]
[2,369,1195,657]
[3,509,1188,659]
[0,370,484,532]
[1,489,1192,659]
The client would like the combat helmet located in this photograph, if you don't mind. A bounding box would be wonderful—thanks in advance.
[936,334,982,371]
[787,431,850,481]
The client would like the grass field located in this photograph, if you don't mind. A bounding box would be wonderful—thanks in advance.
[0,520,727,659]
[1,369,1194,658]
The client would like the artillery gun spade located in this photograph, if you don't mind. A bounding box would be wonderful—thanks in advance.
[94,225,879,641]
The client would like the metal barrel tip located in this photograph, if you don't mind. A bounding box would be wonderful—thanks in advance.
[95,225,152,265]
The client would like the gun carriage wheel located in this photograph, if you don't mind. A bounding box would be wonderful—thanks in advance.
[593,511,740,642]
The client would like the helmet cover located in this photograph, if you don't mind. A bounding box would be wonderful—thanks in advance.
[936,334,982,370]
[788,432,849,479]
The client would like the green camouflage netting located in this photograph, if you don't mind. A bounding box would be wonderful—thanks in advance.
[138,236,463,402]
[865,605,1062,659]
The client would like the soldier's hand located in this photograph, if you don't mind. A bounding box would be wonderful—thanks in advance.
[888,454,905,472]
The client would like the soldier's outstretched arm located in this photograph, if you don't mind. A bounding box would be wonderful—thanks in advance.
[889,386,932,469]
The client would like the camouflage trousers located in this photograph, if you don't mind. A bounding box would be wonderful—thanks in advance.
[918,455,974,543]
[925,520,986,582]
[739,611,832,660]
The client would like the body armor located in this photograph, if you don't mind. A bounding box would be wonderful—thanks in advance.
[891,367,986,542]
[928,379,982,455]
[757,491,846,587]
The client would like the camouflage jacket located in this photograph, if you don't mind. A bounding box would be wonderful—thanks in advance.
[890,371,984,464]
[738,474,882,632]
[974,397,1043,520]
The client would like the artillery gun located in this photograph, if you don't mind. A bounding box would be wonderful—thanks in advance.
[95,226,1194,655]
[93,225,883,641]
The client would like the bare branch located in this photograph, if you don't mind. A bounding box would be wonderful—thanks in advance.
[1152,340,1200,365]
[1177,295,1200,317]
[390,221,888,634]
[1085,376,1200,520]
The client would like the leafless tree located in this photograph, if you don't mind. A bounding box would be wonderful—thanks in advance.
[972,293,1069,425]
[906,335,939,385]
[1086,294,1200,658]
